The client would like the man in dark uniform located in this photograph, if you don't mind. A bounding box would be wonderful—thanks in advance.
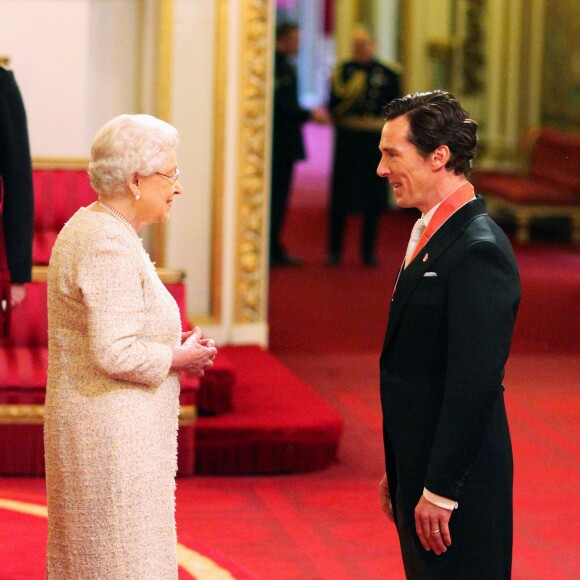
[377,91,520,579]
[0,61,34,334]
[270,22,329,267]
[328,27,401,266]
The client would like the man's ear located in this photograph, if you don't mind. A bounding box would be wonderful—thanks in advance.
[431,145,450,169]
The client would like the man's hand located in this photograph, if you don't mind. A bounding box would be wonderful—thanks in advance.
[310,107,331,124]
[414,495,452,555]
[379,472,394,522]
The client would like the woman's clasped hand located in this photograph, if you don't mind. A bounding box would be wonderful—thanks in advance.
[172,327,217,377]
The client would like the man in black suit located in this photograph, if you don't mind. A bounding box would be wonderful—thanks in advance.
[0,63,34,332]
[270,22,329,267]
[377,91,520,579]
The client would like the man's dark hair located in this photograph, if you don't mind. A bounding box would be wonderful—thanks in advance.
[276,22,299,41]
[383,90,478,175]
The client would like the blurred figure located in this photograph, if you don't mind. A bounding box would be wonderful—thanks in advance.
[270,22,329,267]
[0,61,34,335]
[328,27,401,266]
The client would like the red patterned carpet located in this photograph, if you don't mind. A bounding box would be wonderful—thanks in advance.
[1,352,578,579]
[1,123,579,578]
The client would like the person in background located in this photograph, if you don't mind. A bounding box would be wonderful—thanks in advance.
[327,27,401,266]
[270,22,330,267]
[45,114,217,578]
[0,60,34,334]
[377,91,520,579]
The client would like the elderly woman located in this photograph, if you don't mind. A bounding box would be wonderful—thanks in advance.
[44,114,216,579]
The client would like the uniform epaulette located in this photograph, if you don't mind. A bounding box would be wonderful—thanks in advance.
[381,60,404,75]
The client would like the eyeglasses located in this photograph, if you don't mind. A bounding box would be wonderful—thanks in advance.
[155,168,180,183]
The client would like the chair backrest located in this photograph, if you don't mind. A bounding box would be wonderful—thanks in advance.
[529,129,580,193]
[32,169,96,264]
[33,169,96,231]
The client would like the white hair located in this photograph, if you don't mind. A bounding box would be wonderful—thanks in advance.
[88,114,179,197]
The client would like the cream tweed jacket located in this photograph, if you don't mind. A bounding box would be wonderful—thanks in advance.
[45,208,182,579]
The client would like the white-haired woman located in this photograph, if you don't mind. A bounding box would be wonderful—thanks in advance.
[44,114,216,579]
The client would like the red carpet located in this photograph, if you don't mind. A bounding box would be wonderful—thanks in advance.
[0,478,256,579]
[269,205,580,354]
[1,352,578,579]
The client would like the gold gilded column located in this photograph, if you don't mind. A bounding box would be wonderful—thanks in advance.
[234,0,274,324]
[151,0,174,266]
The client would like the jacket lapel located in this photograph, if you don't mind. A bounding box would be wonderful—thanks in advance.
[383,197,487,350]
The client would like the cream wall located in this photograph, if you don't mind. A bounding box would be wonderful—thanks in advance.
[166,0,216,316]
[164,0,274,346]
[0,0,140,157]
[1,0,273,347]
[373,0,400,64]
[400,0,546,165]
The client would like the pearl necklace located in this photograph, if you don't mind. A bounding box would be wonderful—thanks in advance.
[97,201,141,243]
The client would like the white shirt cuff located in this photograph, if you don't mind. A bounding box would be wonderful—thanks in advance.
[423,488,458,510]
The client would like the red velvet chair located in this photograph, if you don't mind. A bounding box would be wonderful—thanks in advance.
[472,128,580,243]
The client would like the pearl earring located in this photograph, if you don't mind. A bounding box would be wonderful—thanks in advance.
[136,194,141,201]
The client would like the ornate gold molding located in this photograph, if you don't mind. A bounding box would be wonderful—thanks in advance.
[235,0,273,323]
[32,265,184,284]
[203,0,230,325]
[0,405,44,425]
[178,404,197,426]
[155,0,173,122]
[32,158,89,169]
[150,0,174,267]
[0,403,196,426]
[461,0,486,95]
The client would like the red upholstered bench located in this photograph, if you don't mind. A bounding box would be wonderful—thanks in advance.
[196,355,236,416]
[0,282,48,475]
[472,127,580,243]
[0,270,199,476]
[166,282,236,416]
[195,345,344,475]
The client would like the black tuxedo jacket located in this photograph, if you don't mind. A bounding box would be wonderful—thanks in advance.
[272,51,310,164]
[380,196,520,578]
[0,67,34,284]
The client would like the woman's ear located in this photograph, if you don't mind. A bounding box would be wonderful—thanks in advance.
[128,174,141,200]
